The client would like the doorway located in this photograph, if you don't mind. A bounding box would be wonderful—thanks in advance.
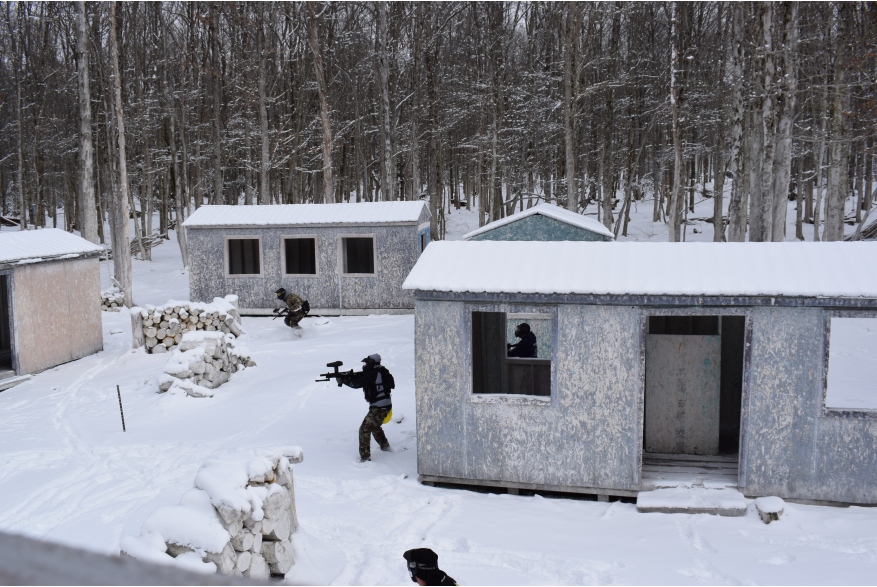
[642,315,745,487]
[0,274,12,372]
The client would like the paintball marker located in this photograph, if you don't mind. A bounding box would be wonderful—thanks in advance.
[272,307,289,320]
[315,361,359,387]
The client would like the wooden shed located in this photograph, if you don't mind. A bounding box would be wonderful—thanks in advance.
[463,203,614,242]
[0,229,103,388]
[183,202,431,315]
[403,241,877,508]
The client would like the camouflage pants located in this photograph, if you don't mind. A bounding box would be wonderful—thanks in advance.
[359,407,390,458]
[284,310,305,328]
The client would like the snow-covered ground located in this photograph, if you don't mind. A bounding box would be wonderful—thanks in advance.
[1,197,876,585]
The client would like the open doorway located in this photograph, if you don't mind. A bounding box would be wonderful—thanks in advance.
[0,274,12,372]
[642,315,745,487]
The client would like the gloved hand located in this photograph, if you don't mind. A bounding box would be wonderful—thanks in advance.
[302,300,310,315]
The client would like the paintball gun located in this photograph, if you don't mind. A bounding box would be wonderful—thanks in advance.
[272,307,289,320]
[315,361,360,387]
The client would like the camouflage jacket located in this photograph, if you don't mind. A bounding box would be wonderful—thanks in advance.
[284,292,305,313]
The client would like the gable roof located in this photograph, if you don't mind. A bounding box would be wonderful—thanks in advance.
[182,202,428,228]
[403,241,877,299]
[462,203,614,240]
[0,228,103,265]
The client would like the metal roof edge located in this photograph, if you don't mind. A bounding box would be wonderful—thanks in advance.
[411,290,877,308]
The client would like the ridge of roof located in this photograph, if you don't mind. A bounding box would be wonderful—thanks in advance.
[462,203,614,240]
[182,201,428,228]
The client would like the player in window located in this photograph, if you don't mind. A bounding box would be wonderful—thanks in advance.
[274,288,310,328]
[507,322,537,358]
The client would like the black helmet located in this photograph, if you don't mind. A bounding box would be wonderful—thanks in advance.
[514,323,531,338]
[275,288,287,300]
[403,548,439,583]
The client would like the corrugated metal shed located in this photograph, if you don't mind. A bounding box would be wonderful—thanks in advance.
[0,229,103,265]
[403,241,877,298]
[463,204,614,240]
[183,202,428,228]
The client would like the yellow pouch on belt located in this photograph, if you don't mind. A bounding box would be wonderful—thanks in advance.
[382,409,393,424]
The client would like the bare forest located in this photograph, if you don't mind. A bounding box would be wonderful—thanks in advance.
[1,2,875,263]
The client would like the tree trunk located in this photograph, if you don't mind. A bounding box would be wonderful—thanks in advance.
[770,2,798,242]
[563,2,579,212]
[668,2,683,242]
[376,2,395,201]
[824,4,849,241]
[308,2,335,204]
[601,5,621,229]
[75,2,98,243]
[258,9,270,205]
[211,3,223,205]
[110,3,132,306]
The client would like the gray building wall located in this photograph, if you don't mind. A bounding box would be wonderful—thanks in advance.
[187,209,429,311]
[6,256,103,375]
[415,297,877,504]
[468,214,609,242]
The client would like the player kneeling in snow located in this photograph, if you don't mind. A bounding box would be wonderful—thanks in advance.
[274,287,309,328]
[340,354,394,462]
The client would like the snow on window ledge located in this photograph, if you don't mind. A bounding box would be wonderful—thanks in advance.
[469,393,550,406]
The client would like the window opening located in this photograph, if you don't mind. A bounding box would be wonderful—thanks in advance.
[342,237,375,274]
[472,311,551,397]
[284,238,317,275]
[228,238,260,275]
[826,317,877,411]
[0,275,11,370]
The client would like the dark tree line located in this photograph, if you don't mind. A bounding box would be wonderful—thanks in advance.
[1,2,875,269]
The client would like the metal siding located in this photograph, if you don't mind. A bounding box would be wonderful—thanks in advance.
[468,214,607,242]
[417,301,641,491]
[187,224,419,310]
[742,306,877,503]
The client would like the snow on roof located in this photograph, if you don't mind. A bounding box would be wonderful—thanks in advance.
[0,228,103,265]
[463,203,614,240]
[182,202,428,228]
[403,241,877,298]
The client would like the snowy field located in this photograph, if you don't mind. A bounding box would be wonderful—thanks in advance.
[1,196,876,585]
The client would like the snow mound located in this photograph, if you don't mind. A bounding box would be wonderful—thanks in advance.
[755,496,786,514]
[121,447,303,578]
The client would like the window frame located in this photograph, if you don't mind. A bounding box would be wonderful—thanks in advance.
[822,309,877,419]
[337,234,378,277]
[280,234,320,277]
[466,304,557,405]
[223,235,263,278]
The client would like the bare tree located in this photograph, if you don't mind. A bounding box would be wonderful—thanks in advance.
[110,3,132,306]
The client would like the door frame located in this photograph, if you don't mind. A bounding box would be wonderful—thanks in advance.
[636,307,753,491]
[0,270,17,375]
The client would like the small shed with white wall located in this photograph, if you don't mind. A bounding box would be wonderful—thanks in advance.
[0,229,104,381]
[403,241,877,506]
[463,203,614,242]
[183,202,431,314]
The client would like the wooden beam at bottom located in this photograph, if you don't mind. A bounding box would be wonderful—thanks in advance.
[418,475,640,498]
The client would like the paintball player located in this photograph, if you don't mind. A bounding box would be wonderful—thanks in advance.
[403,548,457,586]
[339,354,394,462]
[507,322,537,358]
[274,288,309,328]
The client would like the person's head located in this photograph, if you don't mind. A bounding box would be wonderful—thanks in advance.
[403,548,441,585]
[514,323,531,339]
[361,353,381,371]
[275,287,287,300]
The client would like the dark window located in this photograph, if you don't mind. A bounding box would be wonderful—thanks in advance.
[420,233,427,253]
[284,238,317,275]
[342,237,374,274]
[472,311,551,396]
[0,275,11,370]
[228,239,260,275]
[649,316,718,335]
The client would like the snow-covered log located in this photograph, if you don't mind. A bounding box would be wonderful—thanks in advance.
[120,447,303,579]
[157,330,254,396]
[130,296,243,355]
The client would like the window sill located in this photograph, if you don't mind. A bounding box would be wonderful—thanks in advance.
[822,407,877,419]
[469,393,551,406]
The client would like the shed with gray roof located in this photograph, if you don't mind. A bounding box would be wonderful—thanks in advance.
[403,241,877,507]
[183,202,431,315]
[0,229,104,380]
